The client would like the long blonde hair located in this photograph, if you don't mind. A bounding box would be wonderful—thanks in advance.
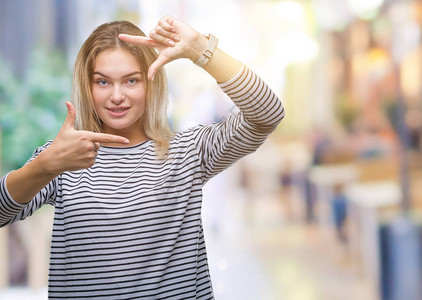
[71,21,173,155]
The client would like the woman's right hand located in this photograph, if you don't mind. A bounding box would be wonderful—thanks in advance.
[40,102,129,174]
[6,102,129,204]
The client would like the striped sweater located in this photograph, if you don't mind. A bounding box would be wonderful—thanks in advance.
[0,65,285,299]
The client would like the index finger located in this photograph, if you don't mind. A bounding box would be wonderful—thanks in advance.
[82,131,130,144]
[118,34,160,47]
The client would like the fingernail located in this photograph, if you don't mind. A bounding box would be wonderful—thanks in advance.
[168,40,175,46]
[173,35,181,42]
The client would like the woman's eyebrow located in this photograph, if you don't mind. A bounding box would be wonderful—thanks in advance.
[93,71,142,78]
[122,71,143,78]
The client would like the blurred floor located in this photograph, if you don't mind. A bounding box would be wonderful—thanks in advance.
[0,287,47,300]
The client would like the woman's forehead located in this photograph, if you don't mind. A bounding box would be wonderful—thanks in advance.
[93,49,143,76]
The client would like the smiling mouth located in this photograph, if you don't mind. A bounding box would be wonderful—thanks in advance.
[108,107,130,113]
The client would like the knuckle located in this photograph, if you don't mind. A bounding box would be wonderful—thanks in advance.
[81,141,93,151]
[87,160,95,168]
[102,136,111,143]
[158,19,166,27]
[155,25,165,35]
[85,156,96,167]
[164,15,173,24]
[79,135,89,144]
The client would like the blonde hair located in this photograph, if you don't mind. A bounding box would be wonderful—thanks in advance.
[71,20,173,156]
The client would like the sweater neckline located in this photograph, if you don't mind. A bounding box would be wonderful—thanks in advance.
[99,139,152,154]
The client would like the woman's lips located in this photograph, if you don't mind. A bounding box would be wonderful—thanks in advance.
[107,106,130,117]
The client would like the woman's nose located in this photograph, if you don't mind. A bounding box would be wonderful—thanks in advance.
[111,85,125,104]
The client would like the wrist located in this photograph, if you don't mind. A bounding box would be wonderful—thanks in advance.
[188,33,208,62]
[37,147,62,176]
[192,34,219,68]
[7,148,60,204]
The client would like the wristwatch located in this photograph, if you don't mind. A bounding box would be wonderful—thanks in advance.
[194,34,218,68]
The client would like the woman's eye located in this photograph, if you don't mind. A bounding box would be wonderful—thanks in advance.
[127,78,138,85]
[97,79,108,86]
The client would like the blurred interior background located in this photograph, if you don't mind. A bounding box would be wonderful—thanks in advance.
[1,0,422,299]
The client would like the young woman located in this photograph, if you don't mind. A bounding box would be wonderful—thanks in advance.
[0,16,285,299]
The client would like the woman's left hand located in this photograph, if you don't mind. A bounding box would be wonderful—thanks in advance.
[119,16,207,81]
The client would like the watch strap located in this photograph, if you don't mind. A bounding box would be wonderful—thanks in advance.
[194,34,218,68]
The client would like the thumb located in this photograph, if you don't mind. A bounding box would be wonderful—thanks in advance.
[63,102,76,129]
[149,55,170,81]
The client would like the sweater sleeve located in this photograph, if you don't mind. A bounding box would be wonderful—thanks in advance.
[193,64,285,184]
[0,141,58,227]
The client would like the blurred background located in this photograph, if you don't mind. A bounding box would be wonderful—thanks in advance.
[1,0,422,299]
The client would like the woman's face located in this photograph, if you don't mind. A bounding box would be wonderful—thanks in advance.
[91,48,147,144]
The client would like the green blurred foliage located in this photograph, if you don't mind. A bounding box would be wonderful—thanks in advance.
[0,48,71,174]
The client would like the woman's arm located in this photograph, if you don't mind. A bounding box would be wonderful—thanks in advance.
[6,149,60,205]
[202,42,243,83]
[193,64,285,183]
[190,35,243,83]
[0,143,58,226]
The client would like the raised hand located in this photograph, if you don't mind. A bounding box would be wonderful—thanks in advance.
[118,16,207,81]
[43,102,129,173]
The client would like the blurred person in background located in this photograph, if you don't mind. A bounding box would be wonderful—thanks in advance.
[331,184,348,244]
[0,15,284,299]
